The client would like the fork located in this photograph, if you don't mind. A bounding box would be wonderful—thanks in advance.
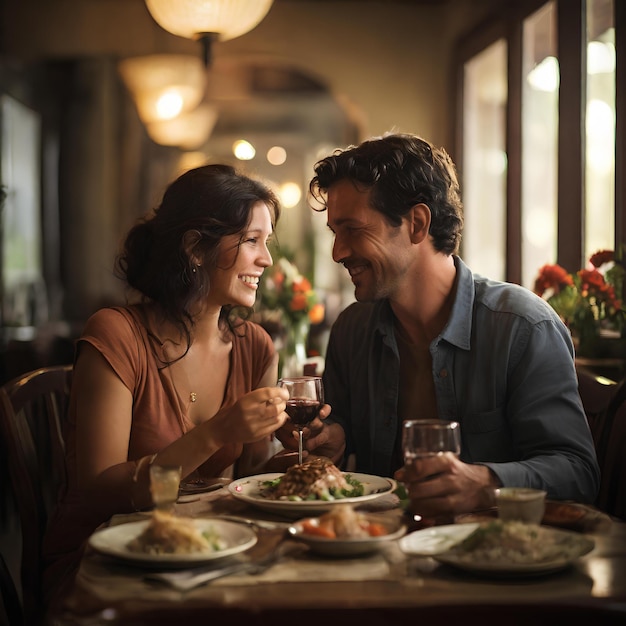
[143,553,278,591]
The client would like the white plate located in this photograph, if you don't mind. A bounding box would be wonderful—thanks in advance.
[288,514,406,557]
[228,472,396,516]
[400,523,595,577]
[88,518,257,568]
[399,522,480,556]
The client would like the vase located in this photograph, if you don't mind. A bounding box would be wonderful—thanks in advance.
[280,317,310,377]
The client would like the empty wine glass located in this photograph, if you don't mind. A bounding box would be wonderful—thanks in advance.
[278,376,324,465]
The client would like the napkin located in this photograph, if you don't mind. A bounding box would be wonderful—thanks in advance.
[143,555,276,591]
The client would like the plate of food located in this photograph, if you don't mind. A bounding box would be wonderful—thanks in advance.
[228,457,396,516]
[288,504,406,556]
[88,510,257,568]
[400,520,595,577]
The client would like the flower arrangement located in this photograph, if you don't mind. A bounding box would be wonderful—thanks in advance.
[256,255,325,375]
[258,256,325,328]
[533,249,626,355]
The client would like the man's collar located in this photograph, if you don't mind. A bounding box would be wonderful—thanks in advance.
[440,255,473,350]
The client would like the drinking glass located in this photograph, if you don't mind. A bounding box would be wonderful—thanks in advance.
[401,419,461,527]
[277,376,324,464]
[402,419,461,463]
[149,464,182,512]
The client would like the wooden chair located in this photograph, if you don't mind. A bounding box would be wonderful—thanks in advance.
[0,365,73,626]
[593,379,626,520]
[576,366,618,444]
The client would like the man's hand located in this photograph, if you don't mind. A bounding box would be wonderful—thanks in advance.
[394,453,498,519]
[272,404,346,466]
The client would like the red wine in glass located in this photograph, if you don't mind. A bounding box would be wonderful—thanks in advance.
[285,398,322,426]
[278,376,323,464]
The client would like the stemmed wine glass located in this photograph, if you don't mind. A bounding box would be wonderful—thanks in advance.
[277,376,324,465]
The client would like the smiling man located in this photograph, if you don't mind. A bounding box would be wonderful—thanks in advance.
[304,132,600,521]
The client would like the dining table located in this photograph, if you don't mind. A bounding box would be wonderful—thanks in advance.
[50,475,626,626]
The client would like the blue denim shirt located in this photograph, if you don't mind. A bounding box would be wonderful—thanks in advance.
[322,256,600,503]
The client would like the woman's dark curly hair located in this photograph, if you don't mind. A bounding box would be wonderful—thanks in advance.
[309,133,463,254]
[115,163,280,345]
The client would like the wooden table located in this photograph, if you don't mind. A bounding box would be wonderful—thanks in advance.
[51,485,626,626]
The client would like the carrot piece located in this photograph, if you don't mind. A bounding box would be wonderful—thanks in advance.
[367,522,388,537]
[301,520,336,538]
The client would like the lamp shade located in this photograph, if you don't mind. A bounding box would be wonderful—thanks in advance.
[145,0,274,42]
[146,103,219,149]
[118,54,206,124]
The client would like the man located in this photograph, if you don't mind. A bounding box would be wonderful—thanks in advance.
[301,132,599,519]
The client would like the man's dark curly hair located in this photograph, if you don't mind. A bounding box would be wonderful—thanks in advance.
[309,133,463,255]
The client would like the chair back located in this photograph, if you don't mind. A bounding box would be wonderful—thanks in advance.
[593,379,626,520]
[576,367,619,447]
[0,365,72,625]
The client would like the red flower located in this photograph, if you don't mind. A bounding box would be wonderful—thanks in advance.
[579,268,606,291]
[589,250,614,268]
[292,277,311,293]
[289,293,308,312]
[533,264,573,296]
[578,269,621,310]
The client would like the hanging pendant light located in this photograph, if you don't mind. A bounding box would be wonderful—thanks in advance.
[144,0,274,66]
[118,54,206,124]
[146,103,219,149]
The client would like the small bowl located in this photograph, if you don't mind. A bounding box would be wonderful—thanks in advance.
[495,488,547,525]
[288,514,406,557]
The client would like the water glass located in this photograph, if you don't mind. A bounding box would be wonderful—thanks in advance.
[402,419,461,463]
[149,464,182,511]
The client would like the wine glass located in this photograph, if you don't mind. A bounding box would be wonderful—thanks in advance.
[401,419,461,463]
[149,464,182,512]
[401,419,460,527]
[278,376,324,465]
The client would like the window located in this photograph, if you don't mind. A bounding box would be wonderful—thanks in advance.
[0,94,44,328]
[461,40,508,281]
[455,0,622,285]
[585,0,615,260]
[521,2,558,288]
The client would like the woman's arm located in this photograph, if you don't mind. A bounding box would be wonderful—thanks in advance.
[74,343,287,512]
[237,351,284,476]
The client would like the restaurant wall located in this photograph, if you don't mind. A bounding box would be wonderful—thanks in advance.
[0,0,501,327]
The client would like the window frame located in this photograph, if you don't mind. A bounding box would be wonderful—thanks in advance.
[453,0,624,281]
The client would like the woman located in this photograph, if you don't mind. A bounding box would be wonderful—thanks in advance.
[42,163,291,606]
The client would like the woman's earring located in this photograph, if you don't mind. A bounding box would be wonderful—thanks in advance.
[192,266,197,274]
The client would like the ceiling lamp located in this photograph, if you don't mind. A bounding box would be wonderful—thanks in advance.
[146,103,219,150]
[118,54,205,124]
[144,0,274,66]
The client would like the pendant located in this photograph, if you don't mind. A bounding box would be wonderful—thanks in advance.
[190,392,197,403]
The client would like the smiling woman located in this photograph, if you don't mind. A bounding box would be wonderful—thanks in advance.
[40,163,295,617]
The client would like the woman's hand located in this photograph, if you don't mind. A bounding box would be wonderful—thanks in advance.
[208,386,289,446]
